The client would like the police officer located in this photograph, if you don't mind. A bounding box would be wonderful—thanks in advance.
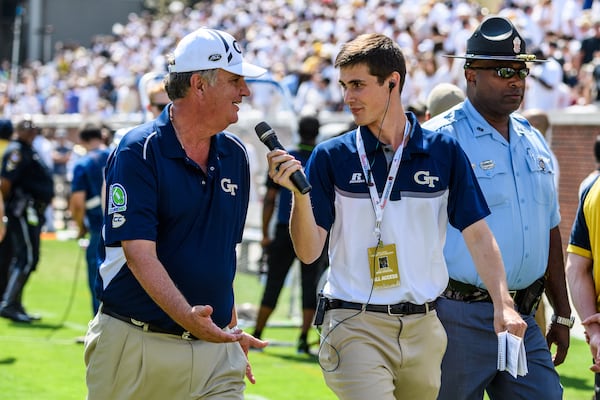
[0,116,54,323]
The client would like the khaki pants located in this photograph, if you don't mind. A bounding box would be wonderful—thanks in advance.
[84,312,247,400]
[319,307,447,400]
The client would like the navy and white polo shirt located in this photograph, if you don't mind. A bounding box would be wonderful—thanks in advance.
[98,109,250,330]
[307,112,489,305]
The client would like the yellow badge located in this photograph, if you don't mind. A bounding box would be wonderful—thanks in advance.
[368,242,400,289]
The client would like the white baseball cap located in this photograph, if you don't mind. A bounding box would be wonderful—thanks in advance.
[169,27,266,77]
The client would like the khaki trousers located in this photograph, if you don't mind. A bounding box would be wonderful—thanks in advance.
[84,312,247,400]
[319,307,447,400]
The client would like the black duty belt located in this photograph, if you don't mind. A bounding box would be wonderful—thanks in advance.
[326,299,436,316]
[442,278,545,316]
[100,304,197,340]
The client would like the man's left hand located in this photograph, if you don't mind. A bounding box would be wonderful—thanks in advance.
[232,327,268,384]
[546,323,570,366]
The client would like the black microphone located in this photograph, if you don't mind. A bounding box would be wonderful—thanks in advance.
[255,121,312,194]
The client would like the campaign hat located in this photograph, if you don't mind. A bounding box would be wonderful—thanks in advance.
[447,16,543,62]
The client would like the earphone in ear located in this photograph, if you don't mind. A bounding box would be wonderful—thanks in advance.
[388,81,396,90]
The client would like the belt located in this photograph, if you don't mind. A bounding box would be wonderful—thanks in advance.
[326,299,436,316]
[100,304,197,340]
[442,278,544,315]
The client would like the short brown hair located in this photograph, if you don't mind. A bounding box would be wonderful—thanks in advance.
[334,33,406,90]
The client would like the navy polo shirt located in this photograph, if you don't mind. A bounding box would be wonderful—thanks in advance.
[305,112,490,305]
[307,113,489,234]
[99,108,250,330]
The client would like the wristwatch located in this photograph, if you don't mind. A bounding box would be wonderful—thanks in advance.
[551,314,575,328]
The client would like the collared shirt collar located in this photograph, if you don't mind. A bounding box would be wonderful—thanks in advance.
[461,98,523,145]
[360,112,427,159]
[156,105,232,161]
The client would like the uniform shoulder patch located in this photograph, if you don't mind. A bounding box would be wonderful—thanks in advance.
[111,213,126,228]
[6,150,22,172]
[108,183,127,214]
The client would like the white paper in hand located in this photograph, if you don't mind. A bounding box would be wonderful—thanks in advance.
[497,331,528,378]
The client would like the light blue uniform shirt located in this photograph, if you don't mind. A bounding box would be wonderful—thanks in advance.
[424,99,560,290]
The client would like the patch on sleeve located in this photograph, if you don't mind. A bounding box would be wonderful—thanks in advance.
[111,213,126,228]
[6,150,21,172]
[108,183,127,214]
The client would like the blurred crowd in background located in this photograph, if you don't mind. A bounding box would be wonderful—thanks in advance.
[0,0,599,232]
[1,0,600,122]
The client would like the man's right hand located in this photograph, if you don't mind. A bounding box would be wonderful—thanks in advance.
[188,305,244,343]
[267,150,304,194]
[494,303,527,338]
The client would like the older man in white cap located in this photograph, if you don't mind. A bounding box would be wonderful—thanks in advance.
[84,27,268,400]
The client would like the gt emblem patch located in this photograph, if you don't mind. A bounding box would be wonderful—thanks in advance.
[108,183,127,214]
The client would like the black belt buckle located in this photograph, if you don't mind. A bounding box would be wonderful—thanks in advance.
[387,302,431,315]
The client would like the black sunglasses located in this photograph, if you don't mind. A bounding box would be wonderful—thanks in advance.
[466,66,530,80]
[151,103,168,111]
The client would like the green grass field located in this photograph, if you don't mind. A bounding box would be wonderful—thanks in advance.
[0,238,596,399]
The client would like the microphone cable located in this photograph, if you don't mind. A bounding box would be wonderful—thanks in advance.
[367,86,393,186]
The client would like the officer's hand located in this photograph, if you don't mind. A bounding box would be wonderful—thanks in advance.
[545,323,570,366]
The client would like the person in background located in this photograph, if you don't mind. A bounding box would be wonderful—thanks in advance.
[0,116,54,323]
[425,82,465,120]
[51,128,73,230]
[267,32,525,400]
[0,119,11,298]
[84,27,268,400]
[424,16,571,400]
[33,129,56,233]
[146,79,170,120]
[51,128,73,190]
[69,125,110,316]
[579,135,600,197]
[406,102,427,123]
[566,173,600,400]
[253,115,328,354]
